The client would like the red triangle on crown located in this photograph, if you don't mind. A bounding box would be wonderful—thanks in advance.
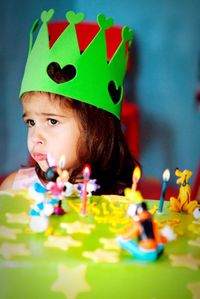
[48,21,124,62]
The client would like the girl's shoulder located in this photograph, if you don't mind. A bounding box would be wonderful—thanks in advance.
[0,171,18,190]
[0,167,40,191]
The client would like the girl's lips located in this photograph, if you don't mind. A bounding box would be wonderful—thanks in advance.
[32,153,47,161]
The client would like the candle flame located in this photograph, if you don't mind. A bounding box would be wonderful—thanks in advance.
[83,164,91,179]
[163,169,170,181]
[58,155,66,169]
[132,166,141,183]
[47,152,56,167]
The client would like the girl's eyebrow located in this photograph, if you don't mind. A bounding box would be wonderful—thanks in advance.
[22,112,66,118]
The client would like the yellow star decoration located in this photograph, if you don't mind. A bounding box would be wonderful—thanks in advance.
[83,248,120,263]
[0,225,22,240]
[5,212,29,224]
[44,235,82,251]
[67,200,82,213]
[148,205,158,215]
[188,223,200,235]
[187,281,200,299]
[188,238,200,248]
[169,253,200,270]
[167,217,181,227]
[99,238,120,250]
[193,220,200,225]
[101,194,127,202]
[52,263,91,299]
[60,221,95,234]
[0,242,31,259]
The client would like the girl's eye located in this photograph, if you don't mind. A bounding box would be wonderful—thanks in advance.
[25,119,35,127]
[48,119,59,126]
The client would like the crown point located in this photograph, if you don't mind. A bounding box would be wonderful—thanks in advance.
[97,14,114,30]
[122,26,134,42]
[29,18,40,52]
[30,18,40,34]
[66,11,85,24]
[41,9,54,23]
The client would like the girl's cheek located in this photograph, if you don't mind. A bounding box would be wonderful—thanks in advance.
[27,136,32,152]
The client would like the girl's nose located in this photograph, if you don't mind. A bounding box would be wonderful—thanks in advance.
[31,127,45,144]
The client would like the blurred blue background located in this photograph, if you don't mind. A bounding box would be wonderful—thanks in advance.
[0,0,199,185]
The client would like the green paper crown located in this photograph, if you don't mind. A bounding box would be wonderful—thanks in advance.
[20,9,133,119]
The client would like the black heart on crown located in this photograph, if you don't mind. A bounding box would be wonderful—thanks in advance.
[47,62,76,84]
[108,81,122,104]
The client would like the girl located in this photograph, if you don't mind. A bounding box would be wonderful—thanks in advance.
[0,9,140,194]
[0,90,139,194]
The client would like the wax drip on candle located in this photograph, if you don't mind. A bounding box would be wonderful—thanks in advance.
[158,169,170,213]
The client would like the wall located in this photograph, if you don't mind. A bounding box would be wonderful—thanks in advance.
[0,0,199,185]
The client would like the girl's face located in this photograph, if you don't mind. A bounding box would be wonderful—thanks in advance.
[22,92,82,173]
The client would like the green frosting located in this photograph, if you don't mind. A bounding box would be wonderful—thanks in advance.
[0,193,200,299]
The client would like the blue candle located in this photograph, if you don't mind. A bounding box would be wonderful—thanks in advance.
[158,169,170,213]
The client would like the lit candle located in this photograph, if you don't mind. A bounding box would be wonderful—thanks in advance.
[58,155,66,170]
[81,164,91,215]
[158,169,170,213]
[132,166,141,192]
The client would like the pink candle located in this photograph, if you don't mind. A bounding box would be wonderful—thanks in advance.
[81,164,91,215]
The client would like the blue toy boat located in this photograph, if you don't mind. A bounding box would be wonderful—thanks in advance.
[117,236,164,261]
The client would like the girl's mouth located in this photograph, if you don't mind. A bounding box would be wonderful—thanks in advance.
[32,153,47,161]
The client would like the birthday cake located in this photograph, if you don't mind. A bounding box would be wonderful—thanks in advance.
[0,189,200,299]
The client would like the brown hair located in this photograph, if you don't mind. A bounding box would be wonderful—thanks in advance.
[70,99,140,194]
[23,91,140,195]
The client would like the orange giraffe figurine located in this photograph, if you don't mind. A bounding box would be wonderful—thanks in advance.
[169,168,198,214]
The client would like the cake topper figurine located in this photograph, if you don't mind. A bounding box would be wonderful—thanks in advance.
[28,154,82,231]
[78,179,100,197]
[193,206,200,219]
[117,188,168,261]
[157,169,170,213]
[45,155,69,215]
[169,168,198,214]
[28,155,68,232]
[29,182,55,232]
